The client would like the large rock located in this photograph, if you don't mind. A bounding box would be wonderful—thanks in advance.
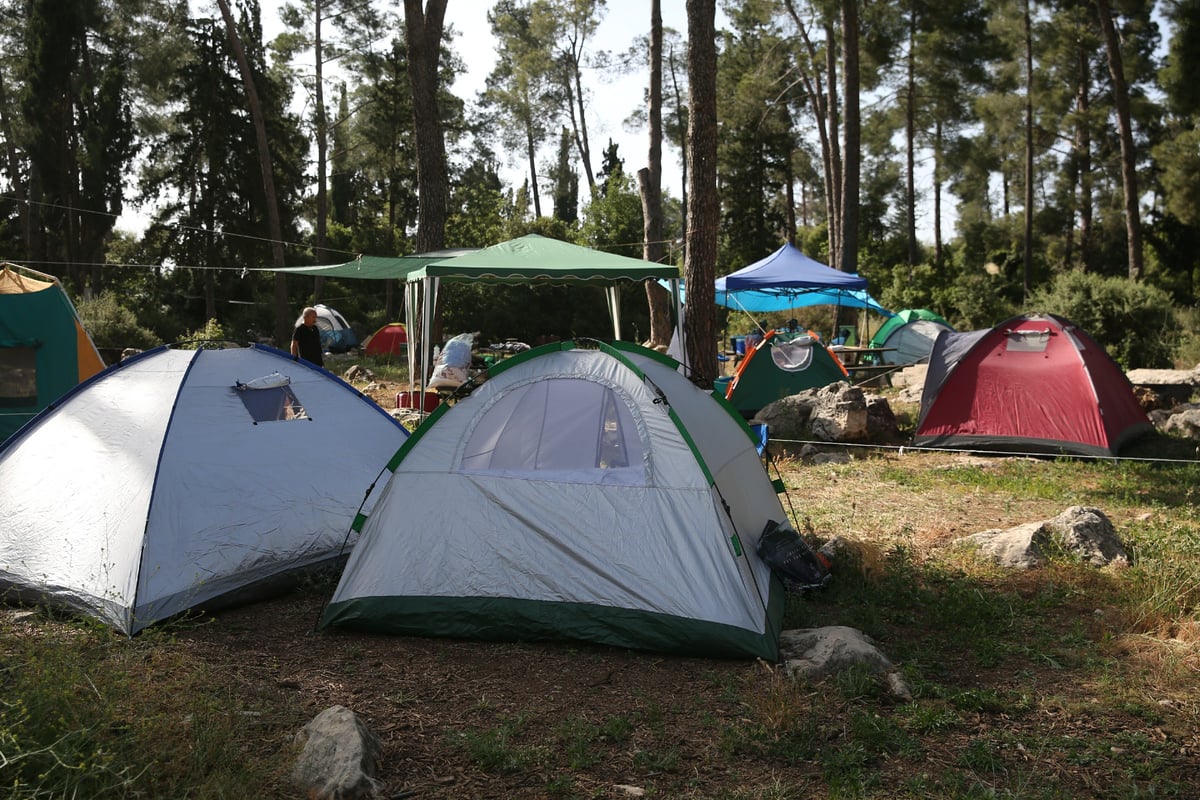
[1154,405,1200,440]
[956,506,1129,570]
[757,384,872,443]
[1046,506,1131,567]
[291,705,385,800]
[779,626,911,701]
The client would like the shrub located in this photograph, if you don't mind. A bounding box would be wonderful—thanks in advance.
[75,292,160,351]
[177,318,229,349]
[1026,271,1177,369]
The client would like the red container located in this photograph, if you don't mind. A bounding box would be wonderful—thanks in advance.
[396,391,440,412]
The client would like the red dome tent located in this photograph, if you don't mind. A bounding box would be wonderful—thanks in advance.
[363,323,408,356]
[913,314,1152,457]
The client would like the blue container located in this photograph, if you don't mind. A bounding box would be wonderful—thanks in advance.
[732,336,746,355]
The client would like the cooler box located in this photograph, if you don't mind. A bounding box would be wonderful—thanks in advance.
[396,391,441,412]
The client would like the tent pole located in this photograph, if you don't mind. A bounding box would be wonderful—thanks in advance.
[421,277,439,402]
[404,281,416,394]
[607,286,622,341]
[670,278,685,362]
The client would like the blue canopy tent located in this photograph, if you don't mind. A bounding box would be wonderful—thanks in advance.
[716,243,892,343]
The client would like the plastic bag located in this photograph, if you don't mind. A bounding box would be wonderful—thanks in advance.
[756,520,831,591]
[429,333,475,390]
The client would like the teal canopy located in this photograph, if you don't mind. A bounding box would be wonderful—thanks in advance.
[406,235,677,283]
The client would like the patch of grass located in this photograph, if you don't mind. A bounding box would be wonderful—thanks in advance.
[0,617,286,798]
[454,713,545,774]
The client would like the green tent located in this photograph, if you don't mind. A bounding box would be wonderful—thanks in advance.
[721,330,849,419]
[869,308,954,365]
[0,264,105,442]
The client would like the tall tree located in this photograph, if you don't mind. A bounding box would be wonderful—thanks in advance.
[684,0,718,386]
[531,0,607,192]
[481,0,554,218]
[1094,0,1144,280]
[640,0,673,349]
[549,126,579,222]
[20,0,135,292]
[403,0,449,254]
[216,0,292,347]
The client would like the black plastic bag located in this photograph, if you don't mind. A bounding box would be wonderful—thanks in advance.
[756,520,831,591]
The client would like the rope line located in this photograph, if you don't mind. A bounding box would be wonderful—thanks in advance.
[768,437,1200,466]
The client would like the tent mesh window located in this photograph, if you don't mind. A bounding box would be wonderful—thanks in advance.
[236,385,308,422]
[460,377,644,483]
[1004,329,1052,353]
[770,338,816,372]
[0,347,37,407]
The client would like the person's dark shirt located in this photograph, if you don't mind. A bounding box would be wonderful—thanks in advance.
[292,323,324,366]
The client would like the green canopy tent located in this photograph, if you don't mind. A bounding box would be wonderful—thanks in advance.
[273,236,683,402]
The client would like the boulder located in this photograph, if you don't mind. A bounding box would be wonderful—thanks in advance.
[779,626,911,701]
[1157,406,1200,440]
[1046,506,1130,567]
[291,705,385,800]
[956,506,1129,570]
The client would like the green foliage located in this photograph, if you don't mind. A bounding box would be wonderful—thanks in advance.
[0,622,282,798]
[75,291,161,351]
[177,318,229,348]
[1025,271,1177,368]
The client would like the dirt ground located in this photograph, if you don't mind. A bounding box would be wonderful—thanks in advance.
[167,374,1199,798]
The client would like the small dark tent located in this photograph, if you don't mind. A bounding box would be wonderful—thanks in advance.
[723,330,849,418]
[913,314,1152,456]
[295,303,358,353]
[869,308,953,365]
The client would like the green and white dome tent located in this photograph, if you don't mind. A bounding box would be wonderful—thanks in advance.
[322,341,788,660]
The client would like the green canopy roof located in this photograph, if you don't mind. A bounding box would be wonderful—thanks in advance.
[407,235,678,284]
[270,236,678,284]
[270,250,476,280]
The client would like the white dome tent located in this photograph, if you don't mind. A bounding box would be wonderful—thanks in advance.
[0,344,408,634]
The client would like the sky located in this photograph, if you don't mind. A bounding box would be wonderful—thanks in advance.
[116,1,694,235]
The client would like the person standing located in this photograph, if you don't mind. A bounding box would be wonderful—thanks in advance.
[291,306,324,367]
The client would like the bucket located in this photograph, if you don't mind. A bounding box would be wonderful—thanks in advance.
[732,336,746,355]
[396,391,441,412]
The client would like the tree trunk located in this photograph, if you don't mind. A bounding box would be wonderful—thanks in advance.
[1075,46,1093,271]
[1023,0,1034,299]
[403,0,449,362]
[314,0,328,298]
[215,0,290,349]
[934,121,943,267]
[525,120,542,217]
[905,8,919,268]
[1095,0,1143,280]
[826,18,843,271]
[641,0,671,350]
[683,0,718,387]
[403,0,449,254]
[840,0,860,278]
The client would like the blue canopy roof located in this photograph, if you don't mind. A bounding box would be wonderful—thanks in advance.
[717,286,893,315]
[718,243,868,292]
[706,242,889,315]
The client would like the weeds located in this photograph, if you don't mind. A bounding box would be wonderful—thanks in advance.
[5,450,1200,798]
